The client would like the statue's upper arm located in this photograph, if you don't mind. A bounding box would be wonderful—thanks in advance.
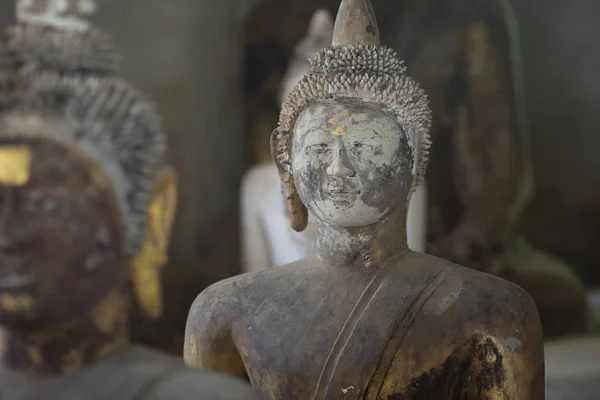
[468,283,544,399]
[183,285,247,378]
[184,289,218,368]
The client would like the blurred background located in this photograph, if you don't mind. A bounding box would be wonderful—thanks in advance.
[1,0,598,354]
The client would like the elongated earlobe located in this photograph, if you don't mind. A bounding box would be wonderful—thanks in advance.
[272,128,309,232]
[130,168,177,319]
[283,177,308,232]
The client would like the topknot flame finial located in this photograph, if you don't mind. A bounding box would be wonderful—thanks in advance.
[332,0,380,47]
[16,0,97,32]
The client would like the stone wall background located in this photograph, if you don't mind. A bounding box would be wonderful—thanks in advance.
[1,0,599,351]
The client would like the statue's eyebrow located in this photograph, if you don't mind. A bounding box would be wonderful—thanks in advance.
[351,142,378,148]
[30,160,72,186]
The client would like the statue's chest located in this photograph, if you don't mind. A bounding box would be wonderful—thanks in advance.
[234,278,387,398]
[234,267,449,399]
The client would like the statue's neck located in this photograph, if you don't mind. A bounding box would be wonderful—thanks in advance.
[315,207,408,268]
[1,287,129,376]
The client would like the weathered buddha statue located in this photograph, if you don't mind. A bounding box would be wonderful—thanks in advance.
[0,0,192,350]
[0,2,266,399]
[0,78,266,400]
[185,1,544,398]
[0,74,266,400]
[241,8,427,274]
[384,0,588,337]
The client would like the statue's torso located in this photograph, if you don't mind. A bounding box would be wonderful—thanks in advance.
[0,345,263,400]
[213,252,537,399]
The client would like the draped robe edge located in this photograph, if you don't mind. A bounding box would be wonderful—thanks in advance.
[312,256,459,400]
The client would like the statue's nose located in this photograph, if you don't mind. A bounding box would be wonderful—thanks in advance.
[326,147,355,177]
[0,226,33,253]
[0,191,32,253]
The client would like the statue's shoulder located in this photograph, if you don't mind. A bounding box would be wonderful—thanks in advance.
[403,252,540,324]
[455,261,538,314]
[187,275,245,322]
[189,258,310,318]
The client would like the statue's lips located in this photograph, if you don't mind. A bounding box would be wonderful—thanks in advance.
[324,189,354,195]
[323,178,359,192]
[0,273,35,289]
[323,183,359,201]
[0,259,36,289]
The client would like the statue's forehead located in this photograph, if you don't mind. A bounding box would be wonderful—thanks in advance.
[299,100,367,120]
[298,100,397,128]
[0,140,111,190]
[295,101,401,145]
[0,146,32,186]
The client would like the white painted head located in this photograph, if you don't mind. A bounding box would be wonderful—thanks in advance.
[272,0,431,233]
[293,99,413,228]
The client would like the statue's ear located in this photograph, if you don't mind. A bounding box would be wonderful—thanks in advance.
[130,167,178,319]
[270,129,308,232]
[146,167,178,256]
[271,128,293,172]
[270,128,281,168]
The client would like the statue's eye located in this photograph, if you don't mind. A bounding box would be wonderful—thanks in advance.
[24,193,59,212]
[310,143,331,155]
[353,142,364,149]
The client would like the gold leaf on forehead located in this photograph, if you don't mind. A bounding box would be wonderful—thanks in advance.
[332,124,346,136]
[0,146,32,186]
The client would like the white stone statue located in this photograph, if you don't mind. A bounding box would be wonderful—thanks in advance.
[241,8,428,273]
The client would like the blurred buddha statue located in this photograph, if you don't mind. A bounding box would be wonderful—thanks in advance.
[389,0,587,337]
[241,8,427,274]
[0,2,266,399]
[185,1,544,398]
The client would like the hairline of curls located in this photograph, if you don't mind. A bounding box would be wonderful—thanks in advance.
[275,44,432,188]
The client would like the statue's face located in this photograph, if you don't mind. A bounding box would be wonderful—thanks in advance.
[292,99,413,228]
[0,139,125,331]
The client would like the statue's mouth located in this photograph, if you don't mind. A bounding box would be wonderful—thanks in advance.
[324,189,355,199]
[323,179,359,198]
[0,259,36,289]
[0,272,35,289]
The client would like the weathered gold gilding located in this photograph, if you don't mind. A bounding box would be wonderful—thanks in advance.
[130,168,178,319]
[0,146,32,186]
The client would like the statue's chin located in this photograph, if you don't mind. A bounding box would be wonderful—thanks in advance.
[313,200,389,229]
